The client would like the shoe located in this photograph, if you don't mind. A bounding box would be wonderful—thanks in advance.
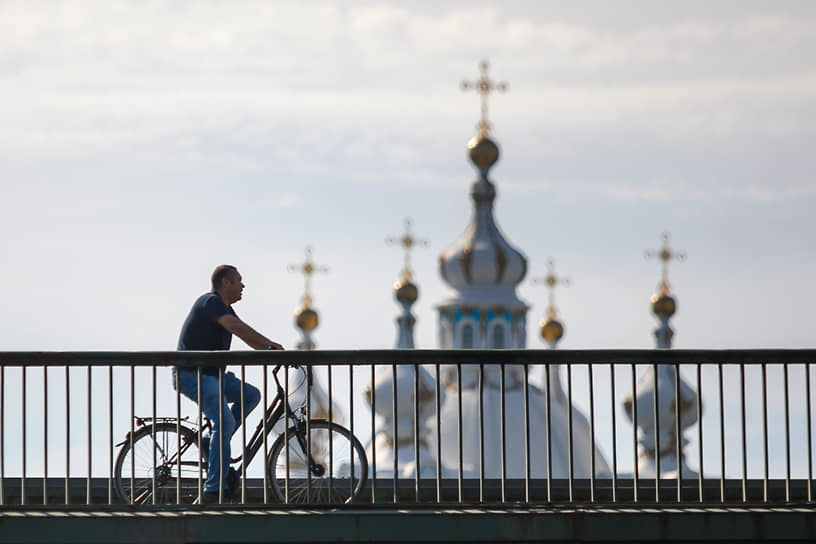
[198,490,220,505]
[198,489,239,505]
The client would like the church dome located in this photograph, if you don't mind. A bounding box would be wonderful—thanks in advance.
[438,134,527,296]
[295,305,319,331]
[651,293,676,318]
[540,317,563,345]
[394,278,418,304]
[468,133,499,172]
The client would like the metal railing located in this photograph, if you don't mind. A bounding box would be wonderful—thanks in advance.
[0,349,813,508]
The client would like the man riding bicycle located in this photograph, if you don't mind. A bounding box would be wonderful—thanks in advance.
[175,264,284,504]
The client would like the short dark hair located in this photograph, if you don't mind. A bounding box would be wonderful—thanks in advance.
[211,265,238,291]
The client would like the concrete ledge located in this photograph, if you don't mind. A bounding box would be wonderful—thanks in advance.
[2,505,816,543]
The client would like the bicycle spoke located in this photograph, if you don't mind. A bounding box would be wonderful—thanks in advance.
[114,424,205,505]
[267,421,367,505]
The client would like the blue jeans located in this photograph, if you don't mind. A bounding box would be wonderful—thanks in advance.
[173,368,261,492]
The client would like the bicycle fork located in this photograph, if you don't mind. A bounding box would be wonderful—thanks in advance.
[290,417,326,477]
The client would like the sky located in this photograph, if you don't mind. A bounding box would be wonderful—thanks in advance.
[0,1,815,479]
[1,0,814,352]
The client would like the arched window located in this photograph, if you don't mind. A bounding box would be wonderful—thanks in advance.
[491,323,505,349]
[460,323,474,349]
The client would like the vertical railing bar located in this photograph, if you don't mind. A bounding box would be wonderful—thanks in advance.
[784,363,791,503]
[740,363,747,503]
[589,363,596,503]
[284,365,290,504]
[294,365,303,504]
[217,369,223,504]
[152,365,157,505]
[392,362,398,504]
[545,364,552,503]
[241,364,247,504]
[610,363,617,504]
[0,365,4,506]
[653,363,659,504]
[348,363,355,504]
[718,363,725,503]
[567,363,574,503]
[285,365,290,504]
[807,363,813,503]
[128,366,133,505]
[43,367,48,505]
[68,366,72,505]
[457,363,463,504]
[762,362,769,503]
[197,368,203,504]
[696,364,703,504]
[414,363,420,504]
[109,366,114,505]
[306,365,314,503]
[479,363,485,504]
[500,364,506,504]
[263,364,268,504]
[632,363,639,503]
[176,368,181,505]
[435,363,441,504]
[368,363,375,504]
[673,364,681,504]
[328,364,334,504]
[523,363,530,503]
[21,365,27,506]
[87,365,92,505]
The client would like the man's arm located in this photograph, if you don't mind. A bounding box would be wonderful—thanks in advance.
[217,314,284,350]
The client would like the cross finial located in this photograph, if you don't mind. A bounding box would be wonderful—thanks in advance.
[287,246,329,306]
[386,218,429,281]
[645,231,686,295]
[533,258,571,319]
[461,60,508,136]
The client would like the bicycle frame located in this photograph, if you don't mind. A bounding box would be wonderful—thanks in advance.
[180,364,315,473]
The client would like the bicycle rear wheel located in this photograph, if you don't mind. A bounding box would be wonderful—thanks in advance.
[114,422,206,505]
[267,419,367,504]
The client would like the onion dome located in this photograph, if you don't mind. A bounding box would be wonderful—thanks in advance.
[540,317,564,347]
[468,132,499,173]
[438,132,527,306]
[394,277,418,305]
[651,292,676,319]
[295,304,318,332]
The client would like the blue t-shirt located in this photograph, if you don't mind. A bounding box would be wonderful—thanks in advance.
[177,292,236,375]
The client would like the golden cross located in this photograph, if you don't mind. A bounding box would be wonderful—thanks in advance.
[645,231,686,295]
[533,258,570,319]
[386,218,429,281]
[461,59,508,135]
[287,246,329,306]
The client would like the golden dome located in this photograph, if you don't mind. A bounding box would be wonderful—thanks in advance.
[540,317,564,344]
[651,293,676,318]
[394,278,418,304]
[294,305,319,331]
[467,133,499,171]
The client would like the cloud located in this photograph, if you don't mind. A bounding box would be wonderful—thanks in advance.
[1,1,814,205]
[502,177,816,204]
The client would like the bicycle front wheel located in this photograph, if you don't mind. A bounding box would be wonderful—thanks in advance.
[114,422,207,505]
[267,420,368,504]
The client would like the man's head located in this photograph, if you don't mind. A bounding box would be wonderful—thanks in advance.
[211,264,244,304]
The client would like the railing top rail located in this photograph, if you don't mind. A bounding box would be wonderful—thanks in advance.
[0,349,813,367]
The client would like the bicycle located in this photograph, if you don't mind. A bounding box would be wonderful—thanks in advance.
[113,364,368,505]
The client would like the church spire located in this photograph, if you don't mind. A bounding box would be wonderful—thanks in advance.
[386,218,428,349]
[287,246,328,350]
[533,258,570,348]
[645,232,686,348]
